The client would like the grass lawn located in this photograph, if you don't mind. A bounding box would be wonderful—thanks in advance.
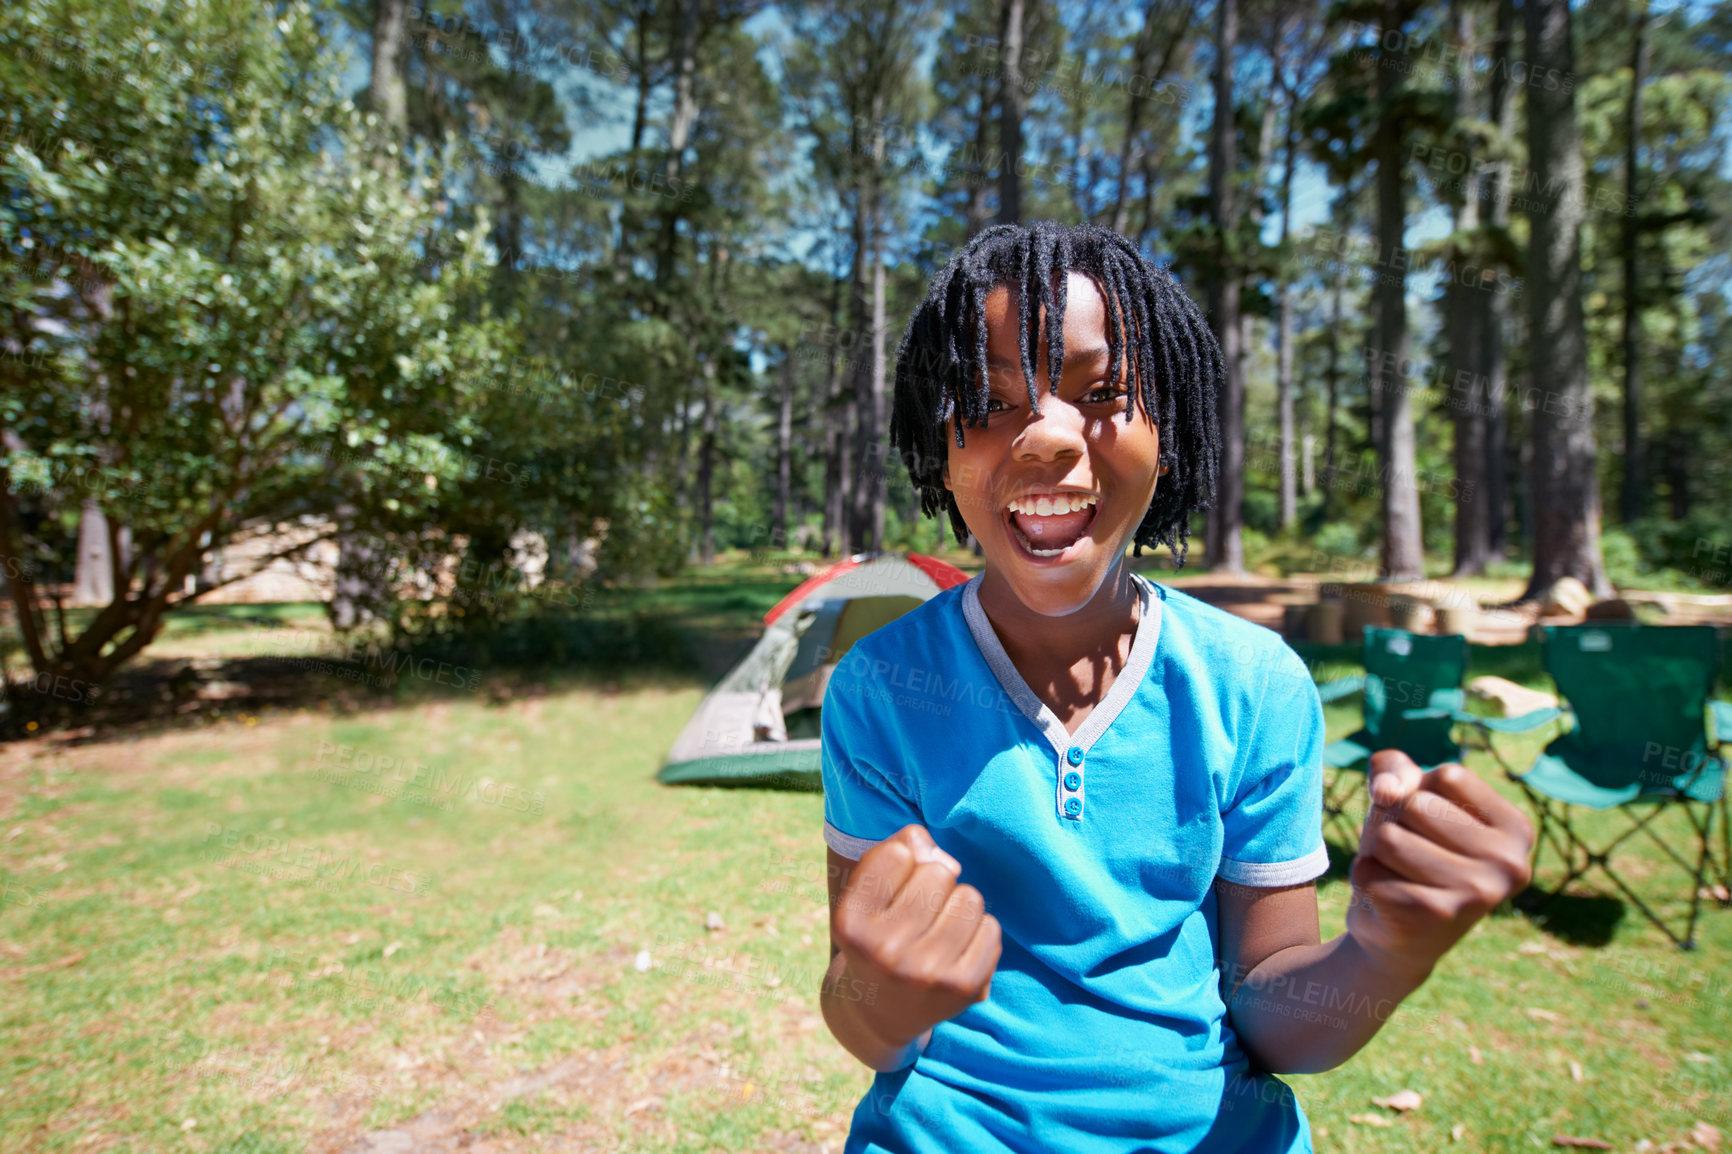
[2,558,1729,1152]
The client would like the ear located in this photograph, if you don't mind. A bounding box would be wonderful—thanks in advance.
[941,462,952,490]
[1157,463,1170,477]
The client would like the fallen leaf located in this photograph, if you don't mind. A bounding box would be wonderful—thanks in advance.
[1570,1061,1584,1083]
[1693,1121,1723,1150]
[383,941,402,958]
[0,951,87,981]
[1553,1137,1612,1149]
[1373,1090,1423,1112]
[633,950,652,972]
[1527,1008,1562,1023]
[1452,1123,1467,1142]
[1519,941,1550,954]
[624,1096,662,1116]
[1469,1046,1484,1066]
[1350,1114,1395,1127]
[705,911,725,932]
[1684,1052,1713,1064]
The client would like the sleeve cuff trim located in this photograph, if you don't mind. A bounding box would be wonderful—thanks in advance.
[1217,845,1330,887]
[823,821,881,861]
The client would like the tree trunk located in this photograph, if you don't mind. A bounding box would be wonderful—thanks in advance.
[73,499,114,607]
[655,0,700,288]
[614,0,654,280]
[820,261,844,557]
[847,108,883,554]
[1620,0,1649,525]
[965,62,996,240]
[775,353,794,550]
[1485,0,1516,562]
[1275,65,1299,532]
[868,209,887,551]
[369,0,409,137]
[696,357,717,566]
[1446,0,1491,577]
[1323,210,1346,516]
[341,0,410,630]
[997,0,1026,225]
[1373,0,1423,582]
[1521,0,1609,599]
[1205,0,1242,573]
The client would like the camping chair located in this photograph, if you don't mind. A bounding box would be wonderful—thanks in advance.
[1470,624,1730,950]
[1313,627,1475,850]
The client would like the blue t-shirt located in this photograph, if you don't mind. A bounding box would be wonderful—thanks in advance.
[820,571,1328,1154]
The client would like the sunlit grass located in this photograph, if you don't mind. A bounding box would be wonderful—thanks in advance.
[1,561,1728,1151]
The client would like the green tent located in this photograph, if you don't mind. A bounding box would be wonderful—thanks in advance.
[657,552,970,790]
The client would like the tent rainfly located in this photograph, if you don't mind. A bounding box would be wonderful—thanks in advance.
[657,552,970,790]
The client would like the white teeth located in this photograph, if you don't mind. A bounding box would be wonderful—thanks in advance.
[1006,493,1097,515]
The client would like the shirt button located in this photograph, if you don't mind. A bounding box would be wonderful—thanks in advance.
[1066,746,1084,766]
[1063,771,1082,791]
[1064,797,1083,817]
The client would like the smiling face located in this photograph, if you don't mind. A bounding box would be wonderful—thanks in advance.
[943,271,1166,617]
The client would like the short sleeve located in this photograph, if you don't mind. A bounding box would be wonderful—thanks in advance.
[820,652,922,860]
[1217,648,1328,886]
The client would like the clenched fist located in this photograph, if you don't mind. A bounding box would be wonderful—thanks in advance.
[1347,751,1535,981]
[827,825,1001,1059]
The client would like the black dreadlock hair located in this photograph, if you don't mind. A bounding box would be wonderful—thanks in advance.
[888,220,1223,567]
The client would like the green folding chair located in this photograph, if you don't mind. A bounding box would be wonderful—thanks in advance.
[1314,627,1477,850]
[1472,624,1730,950]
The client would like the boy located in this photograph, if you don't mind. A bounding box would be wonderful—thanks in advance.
[817,222,1533,1152]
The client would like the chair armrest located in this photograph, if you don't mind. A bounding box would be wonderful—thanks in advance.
[1398,689,1467,723]
[1315,673,1366,704]
[1456,706,1564,734]
[1710,700,1732,747]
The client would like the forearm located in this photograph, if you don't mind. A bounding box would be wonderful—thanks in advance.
[1224,932,1430,1075]
[819,950,930,1073]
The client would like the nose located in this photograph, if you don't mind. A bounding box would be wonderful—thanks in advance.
[1012,393,1087,463]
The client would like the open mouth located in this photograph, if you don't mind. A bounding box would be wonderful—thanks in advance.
[1003,492,1099,561]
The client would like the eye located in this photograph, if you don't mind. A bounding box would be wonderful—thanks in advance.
[984,396,1011,414]
[1084,384,1128,405]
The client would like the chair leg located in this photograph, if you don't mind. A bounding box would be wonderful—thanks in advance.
[1535,801,1716,949]
[1514,780,1573,891]
[1322,768,1366,852]
[1719,794,1731,900]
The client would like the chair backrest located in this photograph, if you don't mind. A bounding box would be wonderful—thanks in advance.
[1362,626,1470,765]
[1543,624,1721,790]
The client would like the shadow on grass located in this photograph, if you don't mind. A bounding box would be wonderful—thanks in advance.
[4,572,799,746]
[1514,886,1626,948]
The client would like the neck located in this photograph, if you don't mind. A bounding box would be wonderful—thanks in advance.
[977,561,1142,672]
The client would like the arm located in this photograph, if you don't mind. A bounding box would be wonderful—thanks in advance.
[820,828,1002,1073]
[1218,752,1533,1076]
[1216,881,1429,1074]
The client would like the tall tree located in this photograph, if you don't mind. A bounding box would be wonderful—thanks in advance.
[1483,0,1516,563]
[1521,0,1609,597]
[1371,0,1424,581]
[1442,0,1495,576]
[1111,0,1194,237]
[1204,0,1243,572]
[1619,0,1650,525]
[997,0,1027,224]
[1259,2,1331,532]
